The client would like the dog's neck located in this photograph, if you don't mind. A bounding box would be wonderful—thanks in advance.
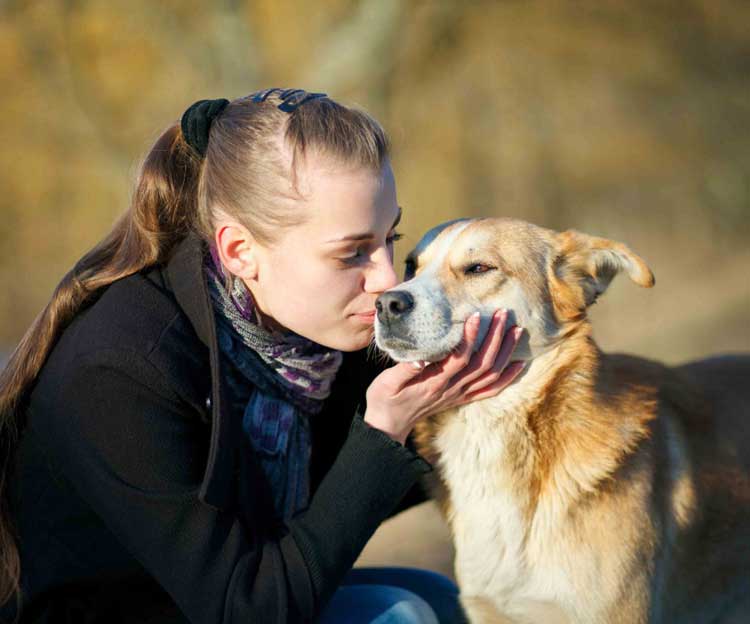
[426,323,657,519]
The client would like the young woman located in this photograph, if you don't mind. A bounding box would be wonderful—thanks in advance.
[0,89,524,623]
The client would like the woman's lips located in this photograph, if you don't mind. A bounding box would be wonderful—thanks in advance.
[352,310,376,323]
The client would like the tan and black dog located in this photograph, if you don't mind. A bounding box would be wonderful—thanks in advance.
[374,217,750,624]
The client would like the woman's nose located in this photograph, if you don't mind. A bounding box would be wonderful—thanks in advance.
[365,249,399,293]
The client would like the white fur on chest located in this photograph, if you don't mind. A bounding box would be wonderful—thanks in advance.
[432,400,582,622]
[427,352,641,622]
[435,404,528,589]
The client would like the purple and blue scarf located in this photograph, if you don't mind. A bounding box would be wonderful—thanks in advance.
[205,246,343,520]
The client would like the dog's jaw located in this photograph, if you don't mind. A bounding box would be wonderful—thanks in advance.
[374,305,470,363]
[375,306,556,367]
[374,306,496,363]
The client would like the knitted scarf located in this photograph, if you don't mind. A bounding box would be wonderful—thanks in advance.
[204,246,343,520]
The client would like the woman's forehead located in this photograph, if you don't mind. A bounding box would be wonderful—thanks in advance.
[294,160,399,237]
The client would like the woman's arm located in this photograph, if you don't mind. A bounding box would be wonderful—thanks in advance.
[29,348,428,623]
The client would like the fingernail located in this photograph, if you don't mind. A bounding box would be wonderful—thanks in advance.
[514,327,524,338]
[470,311,481,323]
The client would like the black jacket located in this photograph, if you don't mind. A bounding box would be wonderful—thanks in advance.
[2,233,430,623]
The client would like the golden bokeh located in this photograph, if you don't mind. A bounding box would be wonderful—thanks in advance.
[1,0,748,363]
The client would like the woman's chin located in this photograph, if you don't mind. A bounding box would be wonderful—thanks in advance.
[339,325,375,352]
[310,325,373,353]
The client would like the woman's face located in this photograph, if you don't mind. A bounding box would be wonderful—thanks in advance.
[246,157,402,351]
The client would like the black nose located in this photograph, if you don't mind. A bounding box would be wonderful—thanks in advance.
[376,291,415,322]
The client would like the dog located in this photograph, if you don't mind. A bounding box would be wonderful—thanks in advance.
[374,217,750,623]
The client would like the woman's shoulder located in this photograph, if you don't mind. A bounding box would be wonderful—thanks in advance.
[82,266,191,352]
[21,268,215,519]
[34,267,211,413]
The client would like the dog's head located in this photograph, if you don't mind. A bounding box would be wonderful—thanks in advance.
[374,217,654,363]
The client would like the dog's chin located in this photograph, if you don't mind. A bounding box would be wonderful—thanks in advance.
[376,336,459,364]
[376,322,463,364]
[382,347,453,364]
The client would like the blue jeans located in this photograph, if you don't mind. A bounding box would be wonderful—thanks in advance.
[317,567,463,624]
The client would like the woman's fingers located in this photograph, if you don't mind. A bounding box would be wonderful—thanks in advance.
[366,310,527,442]
[372,313,483,397]
[444,309,508,389]
[457,359,527,404]
[458,325,524,396]
[375,358,433,394]
[375,309,523,406]
[432,311,483,378]
[384,313,483,399]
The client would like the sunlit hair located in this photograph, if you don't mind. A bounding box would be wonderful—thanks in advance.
[0,90,390,609]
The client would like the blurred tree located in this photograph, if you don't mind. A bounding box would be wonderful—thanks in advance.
[0,0,748,361]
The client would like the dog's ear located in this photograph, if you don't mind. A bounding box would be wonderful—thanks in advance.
[550,230,654,317]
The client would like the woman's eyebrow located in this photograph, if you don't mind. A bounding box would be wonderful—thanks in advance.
[324,207,402,243]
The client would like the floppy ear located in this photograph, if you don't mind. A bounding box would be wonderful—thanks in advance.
[551,230,654,316]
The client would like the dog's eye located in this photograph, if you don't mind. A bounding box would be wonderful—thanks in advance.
[464,263,495,275]
[404,258,416,279]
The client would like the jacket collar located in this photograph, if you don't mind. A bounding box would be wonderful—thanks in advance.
[164,232,238,509]
[162,231,373,511]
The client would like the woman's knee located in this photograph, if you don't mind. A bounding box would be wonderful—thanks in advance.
[342,568,461,623]
[318,584,439,624]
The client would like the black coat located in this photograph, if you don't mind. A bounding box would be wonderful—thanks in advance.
[2,233,430,623]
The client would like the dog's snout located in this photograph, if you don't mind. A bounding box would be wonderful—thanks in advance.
[376,291,414,322]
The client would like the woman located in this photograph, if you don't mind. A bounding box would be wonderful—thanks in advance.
[0,89,524,623]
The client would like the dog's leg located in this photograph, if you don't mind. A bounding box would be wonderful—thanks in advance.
[461,595,574,624]
[460,595,518,624]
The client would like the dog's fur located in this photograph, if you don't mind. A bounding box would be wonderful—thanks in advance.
[374,218,750,623]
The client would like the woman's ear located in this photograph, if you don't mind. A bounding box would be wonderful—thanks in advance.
[550,230,654,317]
[215,222,259,280]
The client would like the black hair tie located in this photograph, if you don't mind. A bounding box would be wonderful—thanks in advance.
[180,98,230,157]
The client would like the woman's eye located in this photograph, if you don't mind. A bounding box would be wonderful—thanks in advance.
[341,248,366,263]
[465,263,495,275]
[338,232,402,266]
[386,231,403,245]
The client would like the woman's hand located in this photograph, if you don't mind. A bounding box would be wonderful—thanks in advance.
[364,309,526,444]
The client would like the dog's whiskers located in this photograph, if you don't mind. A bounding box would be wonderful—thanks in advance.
[366,336,393,365]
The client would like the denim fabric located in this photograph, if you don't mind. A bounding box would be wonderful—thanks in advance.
[318,567,463,624]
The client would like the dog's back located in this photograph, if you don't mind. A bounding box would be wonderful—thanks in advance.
[676,354,750,450]
[599,352,750,622]
[664,354,750,621]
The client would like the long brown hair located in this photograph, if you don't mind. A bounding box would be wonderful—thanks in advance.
[0,90,389,607]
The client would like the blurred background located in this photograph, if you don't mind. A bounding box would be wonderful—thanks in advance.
[1,0,748,578]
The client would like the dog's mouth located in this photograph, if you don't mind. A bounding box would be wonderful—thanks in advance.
[374,323,463,364]
[374,287,472,363]
[376,335,418,352]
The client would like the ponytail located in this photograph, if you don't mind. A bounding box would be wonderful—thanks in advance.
[0,122,201,607]
[0,87,393,610]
